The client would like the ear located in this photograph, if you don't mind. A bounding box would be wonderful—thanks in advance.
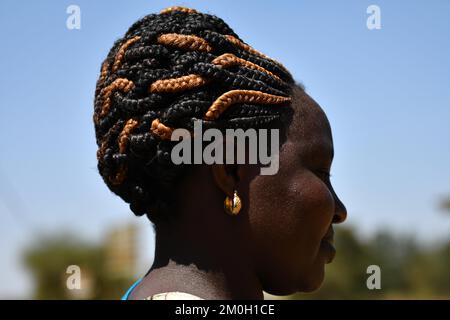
[211,164,240,197]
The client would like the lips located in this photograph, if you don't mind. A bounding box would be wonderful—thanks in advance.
[322,227,334,244]
[321,227,336,264]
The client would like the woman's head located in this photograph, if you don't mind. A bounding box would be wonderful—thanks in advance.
[93,7,346,294]
[94,6,294,222]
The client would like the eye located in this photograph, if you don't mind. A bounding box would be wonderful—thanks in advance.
[315,169,331,182]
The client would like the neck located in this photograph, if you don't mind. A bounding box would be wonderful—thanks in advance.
[143,210,263,300]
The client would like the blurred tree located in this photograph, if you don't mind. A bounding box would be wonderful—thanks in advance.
[368,231,419,294]
[440,197,450,212]
[433,243,450,295]
[23,232,137,299]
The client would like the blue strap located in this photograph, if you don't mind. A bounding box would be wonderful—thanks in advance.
[121,279,142,300]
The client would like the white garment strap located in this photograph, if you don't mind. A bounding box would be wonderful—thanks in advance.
[146,291,203,300]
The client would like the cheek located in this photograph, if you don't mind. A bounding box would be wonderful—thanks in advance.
[247,168,335,292]
[295,173,335,262]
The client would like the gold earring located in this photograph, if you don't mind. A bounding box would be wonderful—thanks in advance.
[224,190,242,216]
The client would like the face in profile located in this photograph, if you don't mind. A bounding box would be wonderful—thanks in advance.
[243,86,347,294]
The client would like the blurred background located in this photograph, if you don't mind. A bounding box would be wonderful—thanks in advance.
[0,0,449,299]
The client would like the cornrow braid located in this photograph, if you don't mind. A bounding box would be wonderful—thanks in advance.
[212,53,282,82]
[118,119,139,153]
[112,36,142,72]
[204,90,292,121]
[160,6,199,15]
[93,7,295,223]
[149,74,210,93]
[157,34,213,52]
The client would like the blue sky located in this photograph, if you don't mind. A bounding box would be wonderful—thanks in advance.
[0,0,449,297]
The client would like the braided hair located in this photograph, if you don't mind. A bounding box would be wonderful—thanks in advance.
[93,7,295,223]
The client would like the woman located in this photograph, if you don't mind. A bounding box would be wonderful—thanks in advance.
[93,6,347,300]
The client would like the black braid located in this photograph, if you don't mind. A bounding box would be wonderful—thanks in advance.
[93,7,296,223]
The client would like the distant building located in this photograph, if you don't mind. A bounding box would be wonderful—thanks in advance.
[104,224,138,279]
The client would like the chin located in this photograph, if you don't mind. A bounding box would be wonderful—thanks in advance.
[297,264,326,293]
[298,278,324,293]
[263,266,325,296]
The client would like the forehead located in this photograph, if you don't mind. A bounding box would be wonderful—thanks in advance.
[287,86,334,158]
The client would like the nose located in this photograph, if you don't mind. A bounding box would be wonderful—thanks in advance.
[332,189,347,224]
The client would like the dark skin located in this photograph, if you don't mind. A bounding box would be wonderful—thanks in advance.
[129,85,347,300]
